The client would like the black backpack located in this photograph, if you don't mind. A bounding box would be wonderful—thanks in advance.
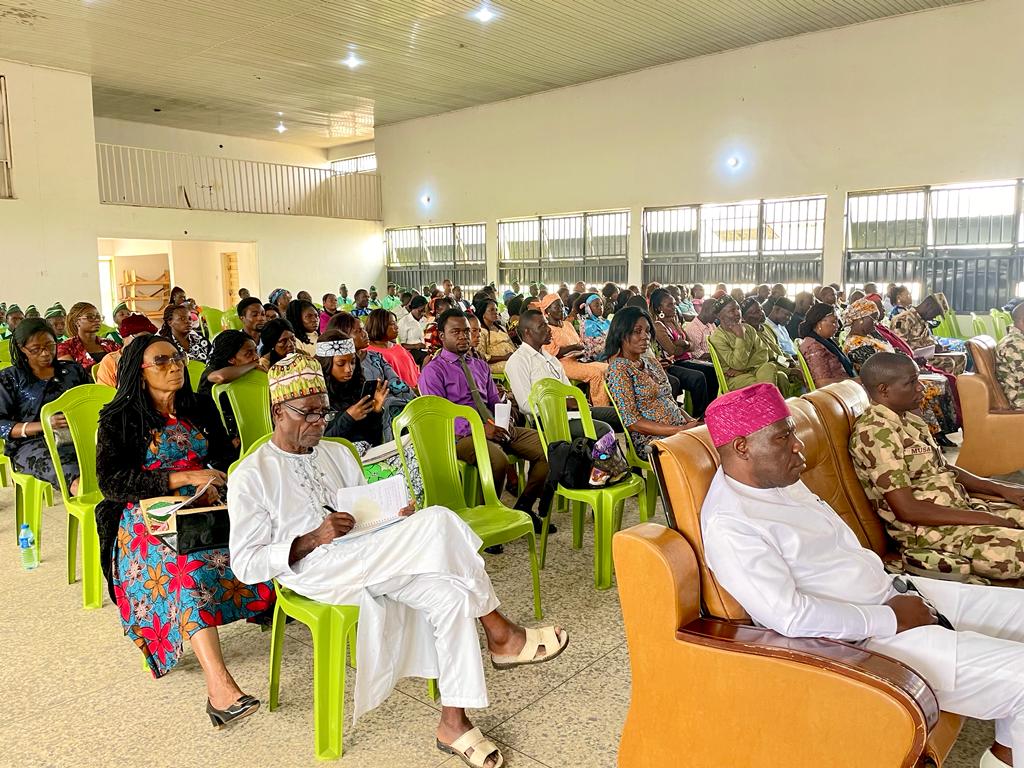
[544,436,597,493]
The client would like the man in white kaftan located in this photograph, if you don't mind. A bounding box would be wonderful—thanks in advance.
[698,383,1024,768]
[228,352,567,768]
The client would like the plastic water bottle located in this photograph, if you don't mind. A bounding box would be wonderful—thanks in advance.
[19,523,38,570]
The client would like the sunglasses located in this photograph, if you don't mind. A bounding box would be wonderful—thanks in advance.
[141,351,188,370]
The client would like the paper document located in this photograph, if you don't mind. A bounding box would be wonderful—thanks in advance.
[141,478,223,535]
[493,402,512,431]
[334,474,410,539]
[361,440,400,465]
[913,345,936,360]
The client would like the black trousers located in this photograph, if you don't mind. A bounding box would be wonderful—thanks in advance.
[665,363,711,418]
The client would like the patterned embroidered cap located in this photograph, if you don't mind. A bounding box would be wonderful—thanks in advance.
[704,383,790,447]
[268,352,329,406]
[843,298,880,327]
[315,338,355,357]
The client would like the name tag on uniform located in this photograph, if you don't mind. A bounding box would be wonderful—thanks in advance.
[908,446,931,455]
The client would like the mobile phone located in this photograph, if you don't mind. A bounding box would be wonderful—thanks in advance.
[361,380,379,400]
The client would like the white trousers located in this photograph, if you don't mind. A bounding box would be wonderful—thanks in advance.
[867,579,1024,767]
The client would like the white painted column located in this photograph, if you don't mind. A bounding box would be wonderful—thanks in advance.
[485,219,499,287]
[822,191,846,285]
[627,205,644,287]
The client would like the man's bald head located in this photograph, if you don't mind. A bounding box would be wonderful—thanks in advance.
[860,352,917,394]
[1012,302,1024,330]
[518,308,551,350]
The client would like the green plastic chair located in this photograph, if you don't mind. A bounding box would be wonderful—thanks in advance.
[603,383,660,527]
[706,343,731,395]
[186,359,205,393]
[212,369,272,455]
[0,439,9,488]
[796,347,817,392]
[991,309,1012,341]
[971,312,990,338]
[392,396,543,619]
[228,435,437,760]
[199,307,225,339]
[12,471,53,550]
[40,384,116,609]
[529,379,647,589]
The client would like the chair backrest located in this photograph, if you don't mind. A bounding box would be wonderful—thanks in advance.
[228,433,361,476]
[706,342,730,394]
[971,313,990,338]
[212,369,272,455]
[990,309,1011,341]
[186,359,205,393]
[603,381,650,470]
[795,347,817,391]
[392,395,500,510]
[966,335,1011,411]
[530,378,596,451]
[39,384,116,502]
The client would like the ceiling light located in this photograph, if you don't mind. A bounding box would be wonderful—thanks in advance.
[420,194,432,206]
[342,53,362,69]
[727,156,741,169]
[276,122,287,134]
[277,111,283,117]
[473,5,496,22]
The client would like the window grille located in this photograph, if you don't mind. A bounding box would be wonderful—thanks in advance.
[331,153,377,175]
[385,223,486,292]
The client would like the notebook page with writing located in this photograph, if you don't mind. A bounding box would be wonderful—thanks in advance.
[334,474,410,539]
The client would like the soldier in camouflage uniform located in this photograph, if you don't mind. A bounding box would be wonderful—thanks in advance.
[995,303,1024,409]
[850,353,1024,580]
[887,293,967,375]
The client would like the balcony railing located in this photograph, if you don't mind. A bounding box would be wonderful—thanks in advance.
[96,143,381,220]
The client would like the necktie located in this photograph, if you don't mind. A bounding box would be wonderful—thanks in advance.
[458,356,493,423]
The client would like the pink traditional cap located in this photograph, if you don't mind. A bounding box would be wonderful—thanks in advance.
[704,383,790,447]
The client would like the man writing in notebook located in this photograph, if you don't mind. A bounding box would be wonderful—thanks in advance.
[228,354,567,768]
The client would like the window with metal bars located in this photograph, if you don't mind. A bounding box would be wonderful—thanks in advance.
[0,76,12,199]
[497,210,629,289]
[642,195,825,289]
[844,180,1023,311]
[385,223,486,292]
[331,153,377,175]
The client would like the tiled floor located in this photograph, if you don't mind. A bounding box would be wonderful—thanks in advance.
[0,477,998,767]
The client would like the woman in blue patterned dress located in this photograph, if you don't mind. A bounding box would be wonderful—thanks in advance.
[96,334,273,728]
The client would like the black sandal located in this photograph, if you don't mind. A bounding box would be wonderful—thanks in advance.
[207,694,260,729]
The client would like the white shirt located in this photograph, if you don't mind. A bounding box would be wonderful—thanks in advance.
[393,304,410,322]
[505,342,571,415]
[701,468,899,641]
[766,317,796,356]
[397,312,425,346]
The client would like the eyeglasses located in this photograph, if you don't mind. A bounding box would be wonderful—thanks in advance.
[141,352,188,370]
[281,403,337,423]
[80,313,103,322]
[22,343,56,356]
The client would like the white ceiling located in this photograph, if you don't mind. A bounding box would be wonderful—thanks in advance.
[0,0,971,148]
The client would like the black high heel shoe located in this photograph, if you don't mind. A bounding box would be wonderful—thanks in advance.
[207,694,260,729]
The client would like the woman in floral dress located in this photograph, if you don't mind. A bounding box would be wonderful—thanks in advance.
[96,334,272,727]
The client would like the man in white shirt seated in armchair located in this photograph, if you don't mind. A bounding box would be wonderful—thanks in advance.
[228,353,568,768]
[699,382,1024,768]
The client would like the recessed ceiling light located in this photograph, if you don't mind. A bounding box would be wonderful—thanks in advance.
[420,194,432,206]
[473,5,496,22]
[342,53,362,69]
[277,111,283,117]
[276,121,287,134]
[727,156,740,168]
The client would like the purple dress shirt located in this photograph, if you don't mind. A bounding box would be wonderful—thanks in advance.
[418,349,500,437]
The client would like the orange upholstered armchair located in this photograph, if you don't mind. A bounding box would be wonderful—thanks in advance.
[613,384,964,768]
[957,336,1024,476]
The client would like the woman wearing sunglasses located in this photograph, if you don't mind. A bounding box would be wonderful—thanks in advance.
[95,334,274,727]
[56,301,122,370]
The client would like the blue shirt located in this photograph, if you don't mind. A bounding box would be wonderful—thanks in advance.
[766,318,796,356]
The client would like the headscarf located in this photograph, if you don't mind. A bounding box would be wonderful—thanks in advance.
[800,303,855,377]
[581,294,610,338]
[704,383,790,447]
[843,299,880,327]
[268,288,288,306]
[539,293,561,312]
[315,338,356,357]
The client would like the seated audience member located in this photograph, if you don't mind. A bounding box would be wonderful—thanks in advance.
[689,283,705,314]
[700,383,1024,768]
[816,284,838,307]
[505,309,617,437]
[286,298,320,357]
[328,312,414,440]
[743,298,803,391]
[682,297,718,362]
[337,283,353,311]
[753,284,771,304]
[57,302,123,370]
[475,296,517,374]
[95,334,271,725]
[296,290,313,303]
[368,285,382,309]
[787,291,814,339]
[351,288,373,318]
[650,288,714,417]
[764,296,797,356]
[228,354,567,764]
[394,290,414,322]
[238,288,250,300]
[198,330,264,447]
[157,303,210,364]
[505,296,526,345]
[709,297,789,392]
[601,282,620,314]
[850,353,1024,580]
[613,289,634,314]
[729,287,746,304]
[258,318,297,368]
[996,303,1024,409]
[236,296,266,348]
[169,286,187,307]
[423,296,455,356]
[467,313,485,360]
[94,313,159,389]
[23,305,40,318]
[888,284,914,319]
[673,285,696,321]
[110,301,132,338]
[419,309,552,531]
[889,293,968,374]
[1,304,25,339]
[0,318,89,490]
[451,285,470,313]
[269,288,292,317]
[605,306,698,458]
[366,308,419,389]
[45,304,68,341]
[540,294,613,407]
[579,293,611,361]
[398,295,430,364]
[263,302,281,322]
[319,293,338,334]
[381,282,401,311]
[798,302,855,387]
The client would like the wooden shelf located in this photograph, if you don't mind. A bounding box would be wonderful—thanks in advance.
[119,268,171,321]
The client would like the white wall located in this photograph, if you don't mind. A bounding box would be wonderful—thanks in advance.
[95,118,328,168]
[376,0,1024,284]
[0,60,101,308]
[327,140,375,162]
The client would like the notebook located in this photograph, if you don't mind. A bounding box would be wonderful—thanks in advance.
[333,474,410,540]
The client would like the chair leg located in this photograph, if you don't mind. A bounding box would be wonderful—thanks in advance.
[640,472,657,523]
[516,458,526,497]
[311,608,349,760]
[427,678,440,701]
[81,513,103,609]
[593,495,615,590]
[67,513,80,585]
[23,478,45,558]
[571,501,585,550]
[526,532,543,620]
[539,500,553,569]
[268,602,287,711]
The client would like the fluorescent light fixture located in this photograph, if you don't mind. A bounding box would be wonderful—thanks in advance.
[275,121,287,134]
[342,52,362,69]
[473,5,496,22]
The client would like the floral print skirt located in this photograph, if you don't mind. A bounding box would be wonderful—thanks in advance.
[113,503,275,677]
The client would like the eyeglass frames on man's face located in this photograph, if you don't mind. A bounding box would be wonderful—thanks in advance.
[281,403,337,423]
[141,352,188,370]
